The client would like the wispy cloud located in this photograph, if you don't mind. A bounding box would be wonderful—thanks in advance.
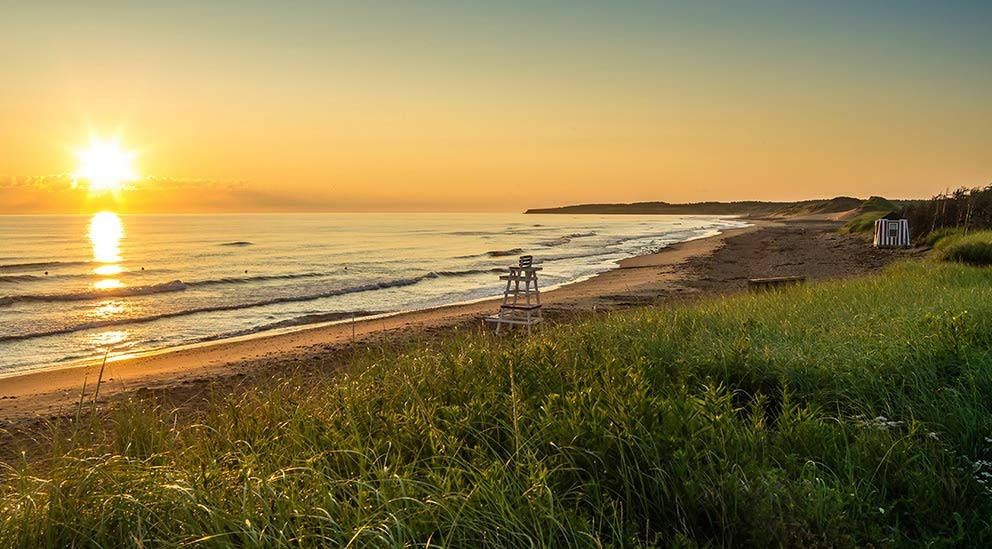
[0,174,76,190]
[0,174,247,192]
[0,173,320,213]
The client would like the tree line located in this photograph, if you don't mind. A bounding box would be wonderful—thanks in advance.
[901,185,992,239]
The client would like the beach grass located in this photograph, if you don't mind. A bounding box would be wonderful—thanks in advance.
[932,230,992,266]
[2,260,992,546]
[925,227,968,247]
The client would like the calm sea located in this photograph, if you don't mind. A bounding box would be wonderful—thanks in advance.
[0,213,747,374]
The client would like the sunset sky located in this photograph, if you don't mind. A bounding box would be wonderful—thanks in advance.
[1,1,989,213]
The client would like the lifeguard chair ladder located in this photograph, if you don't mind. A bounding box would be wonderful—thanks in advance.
[485,255,543,334]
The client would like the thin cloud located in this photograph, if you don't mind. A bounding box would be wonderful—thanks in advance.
[0,174,76,190]
[0,174,247,192]
[0,173,306,213]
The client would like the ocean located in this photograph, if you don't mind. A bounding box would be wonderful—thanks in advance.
[0,213,747,375]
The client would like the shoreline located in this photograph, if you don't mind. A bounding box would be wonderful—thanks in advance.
[0,223,742,381]
[0,222,759,421]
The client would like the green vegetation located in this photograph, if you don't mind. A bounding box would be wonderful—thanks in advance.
[925,227,966,248]
[859,195,899,213]
[3,261,992,546]
[526,199,823,216]
[932,231,992,266]
[903,186,992,243]
[525,195,918,220]
[841,196,899,234]
[771,196,862,217]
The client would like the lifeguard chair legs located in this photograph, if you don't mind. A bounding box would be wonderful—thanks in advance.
[484,255,543,334]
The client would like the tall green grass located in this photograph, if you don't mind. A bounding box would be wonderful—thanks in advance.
[2,261,992,546]
[925,227,967,248]
[932,231,992,266]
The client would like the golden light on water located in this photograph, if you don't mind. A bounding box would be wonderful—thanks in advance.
[87,211,128,349]
[88,211,125,295]
[74,138,137,193]
[88,211,124,264]
[94,302,125,319]
[93,264,124,276]
[87,330,128,349]
[93,279,124,290]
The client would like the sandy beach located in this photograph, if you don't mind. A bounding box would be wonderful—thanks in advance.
[0,218,910,424]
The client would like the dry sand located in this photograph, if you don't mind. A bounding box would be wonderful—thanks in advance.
[0,219,914,424]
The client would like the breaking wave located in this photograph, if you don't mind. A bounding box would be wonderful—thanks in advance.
[429,267,502,277]
[0,260,88,272]
[0,280,189,307]
[486,248,525,257]
[185,272,328,286]
[0,274,440,342]
[0,272,344,306]
[0,274,45,283]
[540,232,596,247]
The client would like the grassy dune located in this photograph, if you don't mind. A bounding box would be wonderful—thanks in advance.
[3,262,992,546]
[932,230,992,266]
[841,196,900,234]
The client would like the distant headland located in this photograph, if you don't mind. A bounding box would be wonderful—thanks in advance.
[524,196,915,218]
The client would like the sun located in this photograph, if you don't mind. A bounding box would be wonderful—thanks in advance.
[74,138,137,193]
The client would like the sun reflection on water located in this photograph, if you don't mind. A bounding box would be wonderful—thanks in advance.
[93,279,124,290]
[89,211,124,265]
[87,330,129,348]
[94,301,125,319]
[87,212,129,352]
[93,264,123,276]
[88,211,125,291]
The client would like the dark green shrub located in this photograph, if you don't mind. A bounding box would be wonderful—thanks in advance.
[936,231,992,266]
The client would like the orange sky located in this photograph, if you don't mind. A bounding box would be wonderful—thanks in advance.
[1,2,989,213]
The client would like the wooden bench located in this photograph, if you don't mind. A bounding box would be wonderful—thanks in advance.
[747,276,806,292]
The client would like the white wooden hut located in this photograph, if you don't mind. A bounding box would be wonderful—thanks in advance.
[873,213,910,248]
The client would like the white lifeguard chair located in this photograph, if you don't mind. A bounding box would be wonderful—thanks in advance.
[485,255,543,334]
